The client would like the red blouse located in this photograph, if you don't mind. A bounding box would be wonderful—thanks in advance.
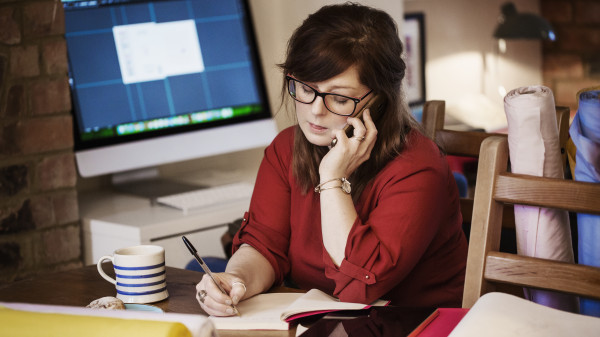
[233,126,468,308]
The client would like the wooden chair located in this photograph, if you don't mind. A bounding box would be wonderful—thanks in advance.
[462,136,600,308]
[421,100,571,229]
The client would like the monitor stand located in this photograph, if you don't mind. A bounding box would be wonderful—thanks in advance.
[111,167,206,200]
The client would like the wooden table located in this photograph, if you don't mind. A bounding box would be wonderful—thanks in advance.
[0,264,295,337]
[0,264,201,313]
[0,265,434,336]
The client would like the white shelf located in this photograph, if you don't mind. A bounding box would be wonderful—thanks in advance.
[80,187,250,269]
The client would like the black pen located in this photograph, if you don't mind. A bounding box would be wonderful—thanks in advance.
[182,236,240,316]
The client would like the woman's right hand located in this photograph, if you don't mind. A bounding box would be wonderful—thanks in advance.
[320,109,377,180]
[195,272,247,316]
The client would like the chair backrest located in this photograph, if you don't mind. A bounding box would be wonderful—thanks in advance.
[462,136,600,308]
[421,100,571,227]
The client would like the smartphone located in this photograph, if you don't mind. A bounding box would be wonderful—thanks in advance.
[330,94,379,147]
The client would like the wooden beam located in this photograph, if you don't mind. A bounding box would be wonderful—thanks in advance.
[485,252,600,301]
[494,173,600,215]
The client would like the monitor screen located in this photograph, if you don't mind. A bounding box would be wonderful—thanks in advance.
[63,0,276,179]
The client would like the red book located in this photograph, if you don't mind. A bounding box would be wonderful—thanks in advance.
[408,308,469,337]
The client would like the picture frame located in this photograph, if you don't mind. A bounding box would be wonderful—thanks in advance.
[403,13,426,107]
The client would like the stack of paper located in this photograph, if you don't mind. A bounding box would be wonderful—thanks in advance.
[449,292,600,336]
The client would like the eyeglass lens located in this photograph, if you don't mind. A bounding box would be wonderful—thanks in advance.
[288,79,356,116]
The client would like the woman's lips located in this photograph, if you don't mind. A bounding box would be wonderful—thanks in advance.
[309,122,328,134]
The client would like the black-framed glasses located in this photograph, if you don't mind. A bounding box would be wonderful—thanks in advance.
[286,75,373,116]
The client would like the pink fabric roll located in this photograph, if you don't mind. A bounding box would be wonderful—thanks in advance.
[503,86,578,312]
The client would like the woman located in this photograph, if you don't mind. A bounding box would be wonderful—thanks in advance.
[196,3,467,316]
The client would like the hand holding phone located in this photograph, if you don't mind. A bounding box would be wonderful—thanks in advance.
[330,94,379,147]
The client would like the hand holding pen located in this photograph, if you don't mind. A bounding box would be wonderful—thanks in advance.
[183,236,246,316]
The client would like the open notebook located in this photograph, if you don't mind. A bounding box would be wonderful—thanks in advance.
[209,288,390,330]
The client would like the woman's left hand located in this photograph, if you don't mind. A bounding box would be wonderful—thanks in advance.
[320,109,377,180]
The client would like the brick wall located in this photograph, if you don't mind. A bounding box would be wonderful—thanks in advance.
[0,1,81,283]
[542,0,600,112]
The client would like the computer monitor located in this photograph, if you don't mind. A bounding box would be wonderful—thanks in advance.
[62,0,277,194]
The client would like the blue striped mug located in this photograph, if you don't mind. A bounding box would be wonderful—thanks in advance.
[97,245,169,303]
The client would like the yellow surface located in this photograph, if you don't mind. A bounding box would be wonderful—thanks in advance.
[0,307,192,337]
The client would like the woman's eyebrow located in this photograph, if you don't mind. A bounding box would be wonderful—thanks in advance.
[310,83,358,92]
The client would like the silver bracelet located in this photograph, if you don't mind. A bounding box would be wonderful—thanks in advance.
[314,177,351,194]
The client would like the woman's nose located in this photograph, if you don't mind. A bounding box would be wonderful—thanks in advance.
[311,96,328,116]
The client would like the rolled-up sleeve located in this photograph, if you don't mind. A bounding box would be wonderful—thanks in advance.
[322,164,455,304]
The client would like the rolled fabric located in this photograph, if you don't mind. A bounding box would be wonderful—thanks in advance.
[569,87,600,317]
[503,86,578,312]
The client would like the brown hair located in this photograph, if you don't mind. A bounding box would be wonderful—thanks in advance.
[279,2,422,201]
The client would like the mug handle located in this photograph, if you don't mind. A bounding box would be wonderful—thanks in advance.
[97,255,116,284]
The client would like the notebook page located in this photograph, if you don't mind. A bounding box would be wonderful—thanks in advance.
[209,292,303,330]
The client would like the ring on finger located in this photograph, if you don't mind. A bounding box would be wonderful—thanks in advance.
[199,290,207,304]
[232,281,247,292]
[351,136,365,142]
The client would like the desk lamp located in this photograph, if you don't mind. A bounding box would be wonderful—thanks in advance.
[493,2,555,41]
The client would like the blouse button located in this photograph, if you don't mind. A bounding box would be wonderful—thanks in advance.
[365,275,369,279]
